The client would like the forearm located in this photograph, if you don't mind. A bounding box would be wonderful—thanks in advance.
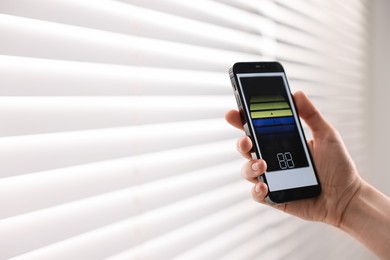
[339,180,390,259]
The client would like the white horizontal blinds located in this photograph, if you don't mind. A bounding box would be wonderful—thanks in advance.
[0,1,371,260]
[0,0,263,259]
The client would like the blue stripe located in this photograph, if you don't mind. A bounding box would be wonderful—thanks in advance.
[252,116,295,127]
[255,124,296,134]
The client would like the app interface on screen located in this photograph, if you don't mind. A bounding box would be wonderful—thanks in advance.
[238,73,309,172]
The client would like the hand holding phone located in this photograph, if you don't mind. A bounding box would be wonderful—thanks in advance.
[227,79,390,259]
[229,62,321,203]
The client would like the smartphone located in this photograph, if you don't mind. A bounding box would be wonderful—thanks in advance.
[229,61,321,204]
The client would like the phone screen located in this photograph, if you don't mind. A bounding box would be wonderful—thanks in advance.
[236,72,319,192]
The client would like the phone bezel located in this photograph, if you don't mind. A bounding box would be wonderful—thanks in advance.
[229,61,321,204]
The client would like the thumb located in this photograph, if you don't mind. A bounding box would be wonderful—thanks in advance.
[293,91,331,136]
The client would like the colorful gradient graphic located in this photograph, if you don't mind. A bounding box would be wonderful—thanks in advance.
[250,95,295,135]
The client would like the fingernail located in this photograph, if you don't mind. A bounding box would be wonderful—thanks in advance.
[255,184,261,193]
[251,163,259,172]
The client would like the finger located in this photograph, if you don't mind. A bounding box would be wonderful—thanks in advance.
[241,159,267,183]
[293,91,331,136]
[251,182,269,203]
[237,136,253,160]
[225,109,244,130]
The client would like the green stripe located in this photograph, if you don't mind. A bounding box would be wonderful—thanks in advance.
[250,101,289,111]
[250,95,285,103]
[251,109,292,119]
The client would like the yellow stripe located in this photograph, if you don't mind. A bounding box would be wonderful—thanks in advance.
[251,109,292,118]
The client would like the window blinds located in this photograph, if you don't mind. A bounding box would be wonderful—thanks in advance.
[0,0,372,259]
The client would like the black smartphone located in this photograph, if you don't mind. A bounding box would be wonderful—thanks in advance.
[229,61,321,204]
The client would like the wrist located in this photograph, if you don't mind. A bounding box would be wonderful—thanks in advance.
[322,175,363,228]
[337,179,365,230]
[336,178,364,229]
[338,180,390,258]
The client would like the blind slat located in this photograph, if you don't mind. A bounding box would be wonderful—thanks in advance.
[0,55,229,96]
[0,96,234,136]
